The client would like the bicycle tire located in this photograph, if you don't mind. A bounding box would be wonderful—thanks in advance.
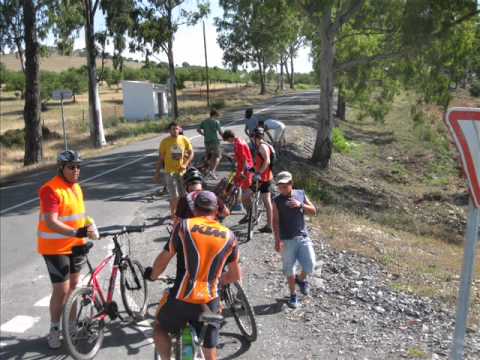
[120,259,148,320]
[225,187,239,210]
[62,286,105,360]
[246,192,261,241]
[227,282,258,342]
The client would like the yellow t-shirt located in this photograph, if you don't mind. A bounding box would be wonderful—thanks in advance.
[159,135,193,174]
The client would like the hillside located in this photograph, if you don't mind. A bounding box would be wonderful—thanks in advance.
[0,53,143,72]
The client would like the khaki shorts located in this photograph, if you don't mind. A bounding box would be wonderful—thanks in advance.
[165,173,185,199]
[205,143,222,159]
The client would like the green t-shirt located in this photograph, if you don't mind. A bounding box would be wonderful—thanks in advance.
[199,118,221,145]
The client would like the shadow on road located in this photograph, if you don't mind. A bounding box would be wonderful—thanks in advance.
[0,335,68,360]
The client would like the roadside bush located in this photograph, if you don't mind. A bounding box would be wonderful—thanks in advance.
[332,127,352,153]
[469,80,480,97]
[0,129,24,148]
[210,99,226,110]
[0,126,60,148]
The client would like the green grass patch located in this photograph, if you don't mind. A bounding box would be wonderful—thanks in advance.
[332,127,353,154]
[406,347,427,359]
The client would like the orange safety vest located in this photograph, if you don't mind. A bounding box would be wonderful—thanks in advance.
[37,176,86,255]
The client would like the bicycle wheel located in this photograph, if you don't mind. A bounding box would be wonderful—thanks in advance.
[225,187,239,210]
[226,282,257,342]
[174,332,182,360]
[120,259,148,320]
[62,286,105,360]
[246,192,261,241]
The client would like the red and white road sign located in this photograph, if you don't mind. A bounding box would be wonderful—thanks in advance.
[445,108,480,208]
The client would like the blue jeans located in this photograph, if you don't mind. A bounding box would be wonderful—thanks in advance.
[281,236,316,276]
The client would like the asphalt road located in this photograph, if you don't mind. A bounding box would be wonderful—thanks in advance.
[0,90,320,359]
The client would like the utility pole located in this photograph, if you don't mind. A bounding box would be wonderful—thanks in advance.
[203,20,210,107]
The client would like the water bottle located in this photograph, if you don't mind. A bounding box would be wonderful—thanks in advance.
[181,327,194,360]
[85,216,100,240]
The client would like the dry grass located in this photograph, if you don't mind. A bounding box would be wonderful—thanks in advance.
[1,53,142,72]
[0,82,278,177]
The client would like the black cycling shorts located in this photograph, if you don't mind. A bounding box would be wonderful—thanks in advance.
[252,180,271,194]
[43,254,85,283]
[155,292,220,349]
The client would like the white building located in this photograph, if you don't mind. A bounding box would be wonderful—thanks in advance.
[122,80,169,121]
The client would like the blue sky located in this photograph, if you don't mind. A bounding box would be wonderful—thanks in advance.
[67,0,313,73]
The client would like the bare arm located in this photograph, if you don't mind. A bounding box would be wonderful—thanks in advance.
[220,258,241,285]
[150,249,175,279]
[272,202,282,252]
[303,196,317,216]
[44,213,78,237]
[154,151,164,182]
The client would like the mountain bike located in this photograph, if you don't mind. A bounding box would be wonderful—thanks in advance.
[62,225,148,360]
[220,281,257,342]
[213,158,240,211]
[152,278,224,360]
[246,177,263,242]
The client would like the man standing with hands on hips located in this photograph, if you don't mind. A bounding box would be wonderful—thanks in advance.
[37,150,98,349]
[272,171,317,309]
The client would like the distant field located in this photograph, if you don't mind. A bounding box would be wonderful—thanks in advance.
[1,53,143,72]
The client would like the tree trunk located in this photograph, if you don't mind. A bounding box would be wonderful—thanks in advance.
[84,3,106,148]
[15,37,25,73]
[23,0,42,165]
[258,57,266,95]
[279,62,284,91]
[167,38,178,119]
[289,46,295,89]
[167,2,178,119]
[311,9,335,168]
[283,57,291,87]
[336,86,346,121]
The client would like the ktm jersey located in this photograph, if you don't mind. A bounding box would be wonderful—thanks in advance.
[164,217,239,304]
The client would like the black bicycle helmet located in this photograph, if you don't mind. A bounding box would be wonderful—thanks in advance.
[57,150,82,167]
[183,168,203,184]
[252,127,265,138]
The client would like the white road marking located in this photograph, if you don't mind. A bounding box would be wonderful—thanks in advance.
[0,93,300,216]
[34,295,51,307]
[0,315,41,333]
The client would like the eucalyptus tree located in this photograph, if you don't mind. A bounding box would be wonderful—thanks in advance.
[1,0,25,72]
[130,0,209,119]
[300,0,479,168]
[216,0,293,94]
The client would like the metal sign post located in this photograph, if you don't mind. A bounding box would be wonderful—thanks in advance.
[52,89,73,150]
[444,108,480,360]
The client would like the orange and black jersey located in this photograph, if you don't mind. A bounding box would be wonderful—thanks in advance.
[164,216,239,304]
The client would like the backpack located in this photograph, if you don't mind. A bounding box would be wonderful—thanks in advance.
[258,143,277,169]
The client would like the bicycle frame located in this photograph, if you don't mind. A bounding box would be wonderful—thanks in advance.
[84,235,125,321]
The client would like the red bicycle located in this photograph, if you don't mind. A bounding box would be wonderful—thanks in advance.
[62,225,148,360]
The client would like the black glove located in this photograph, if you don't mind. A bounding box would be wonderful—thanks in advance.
[143,266,154,281]
[75,226,88,238]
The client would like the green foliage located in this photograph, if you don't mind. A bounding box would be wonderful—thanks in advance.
[0,126,61,148]
[470,80,480,97]
[210,99,226,110]
[332,128,352,154]
[106,120,168,141]
[3,70,25,95]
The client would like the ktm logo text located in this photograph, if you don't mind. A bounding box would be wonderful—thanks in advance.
[191,224,227,239]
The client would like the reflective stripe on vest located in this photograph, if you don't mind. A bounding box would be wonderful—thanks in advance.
[37,176,86,255]
[39,213,85,222]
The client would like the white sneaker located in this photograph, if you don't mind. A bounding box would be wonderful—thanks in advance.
[47,327,62,349]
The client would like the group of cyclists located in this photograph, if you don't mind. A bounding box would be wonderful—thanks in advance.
[37,107,316,360]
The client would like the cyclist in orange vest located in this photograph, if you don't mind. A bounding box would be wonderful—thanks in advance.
[37,150,96,349]
[144,191,241,360]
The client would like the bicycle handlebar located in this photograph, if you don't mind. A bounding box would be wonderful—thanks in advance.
[98,224,145,238]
